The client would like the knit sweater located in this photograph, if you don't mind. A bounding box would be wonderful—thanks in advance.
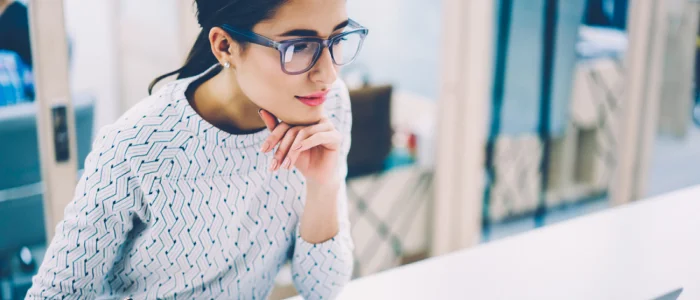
[27,69,354,300]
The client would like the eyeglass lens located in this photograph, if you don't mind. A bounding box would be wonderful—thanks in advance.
[282,31,364,74]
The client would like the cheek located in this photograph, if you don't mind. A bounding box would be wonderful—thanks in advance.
[235,50,326,125]
[236,52,303,108]
[238,54,285,98]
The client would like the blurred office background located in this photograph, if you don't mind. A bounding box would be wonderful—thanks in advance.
[1,0,700,299]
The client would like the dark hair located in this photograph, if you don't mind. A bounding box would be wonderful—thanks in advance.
[148,0,287,94]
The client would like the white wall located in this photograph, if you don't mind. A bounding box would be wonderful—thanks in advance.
[64,0,120,131]
[63,0,198,131]
[346,0,442,98]
[118,0,184,110]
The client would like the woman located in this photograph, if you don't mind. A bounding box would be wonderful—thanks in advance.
[27,0,368,299]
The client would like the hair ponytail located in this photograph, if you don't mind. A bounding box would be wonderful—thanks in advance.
[148,0,288,95]
[148,29,219,95]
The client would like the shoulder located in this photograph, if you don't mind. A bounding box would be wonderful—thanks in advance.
[91,81,184,157]
[324,79,353,156]
[325,79,352,135]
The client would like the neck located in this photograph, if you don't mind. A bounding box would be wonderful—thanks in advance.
[190,68,266,133]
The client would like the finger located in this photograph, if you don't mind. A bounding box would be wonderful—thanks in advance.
[273,126,301,171]
[261,122,291,153]
[286,123,335,169]
[292,122,334,150]
[297,131,342,153]
[258,109,279,131]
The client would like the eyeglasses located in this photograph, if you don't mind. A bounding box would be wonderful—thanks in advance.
[221,19,369,75]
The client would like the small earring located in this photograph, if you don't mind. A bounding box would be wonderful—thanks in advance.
[222,62,231,69]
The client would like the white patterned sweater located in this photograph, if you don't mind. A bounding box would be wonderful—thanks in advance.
[26,69,354,300]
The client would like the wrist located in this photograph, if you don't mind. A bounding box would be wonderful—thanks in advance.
[300,175,341,244]
[306,176,341,199]
[307,168,342,188]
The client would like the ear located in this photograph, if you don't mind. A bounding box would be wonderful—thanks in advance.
[208,27,241,67]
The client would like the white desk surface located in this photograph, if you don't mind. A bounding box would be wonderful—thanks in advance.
[289,185,700,299]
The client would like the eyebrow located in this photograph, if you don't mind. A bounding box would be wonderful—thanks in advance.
[279,19,350,37]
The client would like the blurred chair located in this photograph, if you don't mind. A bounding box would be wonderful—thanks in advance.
[346,85,393,178]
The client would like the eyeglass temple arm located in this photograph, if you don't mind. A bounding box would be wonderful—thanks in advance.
[347,19,369,35]
[220,24,282,49]
[348,18,362,28]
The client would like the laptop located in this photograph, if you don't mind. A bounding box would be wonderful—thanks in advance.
[652,288,683,300]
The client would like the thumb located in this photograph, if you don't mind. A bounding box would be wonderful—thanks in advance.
[258,109,279,131]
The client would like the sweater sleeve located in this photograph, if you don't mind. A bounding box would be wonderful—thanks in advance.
[290,80,355,299]
[26,128,147,299]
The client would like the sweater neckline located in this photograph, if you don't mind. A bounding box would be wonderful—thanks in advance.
[170,65,270,149]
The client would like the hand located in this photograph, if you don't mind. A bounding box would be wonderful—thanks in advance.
[258,109,342,185]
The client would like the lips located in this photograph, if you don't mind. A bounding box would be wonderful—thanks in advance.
[295,90,329,107]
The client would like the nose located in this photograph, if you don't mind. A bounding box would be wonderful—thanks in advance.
[309,48,337,86]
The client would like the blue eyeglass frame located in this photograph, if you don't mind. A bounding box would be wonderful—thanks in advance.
[220,19,369,75]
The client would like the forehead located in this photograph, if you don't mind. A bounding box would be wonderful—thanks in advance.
[255,0,348,37]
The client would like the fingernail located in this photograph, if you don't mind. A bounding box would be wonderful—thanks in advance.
[283,158,291,169]
[261,142,270,152]
[269,158,278,171]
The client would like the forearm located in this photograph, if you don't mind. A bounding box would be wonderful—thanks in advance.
[291,177,354,300]
[299,178,341,244]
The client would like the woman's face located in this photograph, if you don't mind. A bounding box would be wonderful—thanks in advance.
[232,0,348,126]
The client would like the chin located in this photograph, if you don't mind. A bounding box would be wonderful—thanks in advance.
[281,107,325,126]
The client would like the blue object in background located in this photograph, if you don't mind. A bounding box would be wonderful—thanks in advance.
[347,0,586,139]
[0,94,94,299]
[497,0,586,136]
[0,95,95,253]
[584,0,628,29]
[0,50,33,107]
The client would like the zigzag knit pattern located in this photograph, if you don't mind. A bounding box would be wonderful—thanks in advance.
[27,70,354,300]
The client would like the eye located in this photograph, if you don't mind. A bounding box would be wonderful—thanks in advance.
[292,43,310,53]
[333,36,348,46]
